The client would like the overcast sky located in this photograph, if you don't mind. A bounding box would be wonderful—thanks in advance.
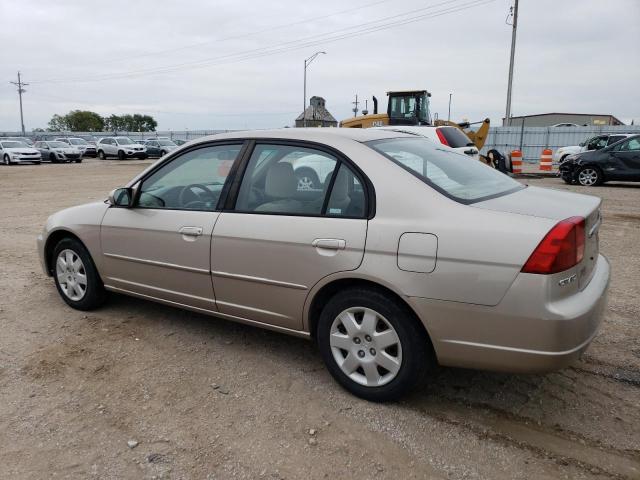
[0,0,638,132]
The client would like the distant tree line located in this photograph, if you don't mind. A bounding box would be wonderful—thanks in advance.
[47,110,158,132]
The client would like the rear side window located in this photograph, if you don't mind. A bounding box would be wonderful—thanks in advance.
[367,137,523,204]
[437,127,474,148]
[607,135,625,146]
[326,164,366,218]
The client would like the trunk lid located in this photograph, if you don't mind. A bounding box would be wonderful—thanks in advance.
[473,186,602,290]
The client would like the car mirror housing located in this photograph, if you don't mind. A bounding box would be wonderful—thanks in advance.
[108,187,133,207]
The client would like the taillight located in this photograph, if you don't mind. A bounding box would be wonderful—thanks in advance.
[435,129,449,146]
[521,216,585,274]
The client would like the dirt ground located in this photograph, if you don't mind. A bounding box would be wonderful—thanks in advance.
[0,158,638,480]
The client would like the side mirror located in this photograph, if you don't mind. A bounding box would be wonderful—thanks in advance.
[108,187,133,207]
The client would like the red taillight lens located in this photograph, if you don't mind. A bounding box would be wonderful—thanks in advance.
[521,216,585,274]
[435,129,450,146]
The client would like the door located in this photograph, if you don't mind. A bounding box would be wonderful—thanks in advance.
[211,142,369,330]
[610,137,640,180]
[100,143,244,311]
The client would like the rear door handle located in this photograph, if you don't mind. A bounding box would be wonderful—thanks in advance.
[179,226,203,237]
[312,238,346,250]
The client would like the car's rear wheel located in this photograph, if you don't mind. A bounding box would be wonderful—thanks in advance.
[98,150,106,160]
[577,166,602,186]
[118,150,125,160]
[52,237,106,310]
[317,288,431,402]
[160,150,167,156]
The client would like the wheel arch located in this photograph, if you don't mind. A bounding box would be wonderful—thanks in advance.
[44,230,88,276]
[305,276,435,354]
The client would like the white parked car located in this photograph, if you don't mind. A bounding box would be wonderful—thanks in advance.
[55,137,97,157]
[375,125,479,160]
[0,140,41,165]
[35,141,83,163]
[553,134,634,164]
[96,137,148,160]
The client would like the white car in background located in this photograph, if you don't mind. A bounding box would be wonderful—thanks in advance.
[96,137,148,160]
[0,140,42,165]
[56,137,97,157]
[554,133,634,164]
[375,125,479,160]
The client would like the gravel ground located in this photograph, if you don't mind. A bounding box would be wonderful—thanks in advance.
[0,159,638,479]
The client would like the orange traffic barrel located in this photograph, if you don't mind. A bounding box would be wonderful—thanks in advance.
[511,150,523,174]
[539,149,553,171]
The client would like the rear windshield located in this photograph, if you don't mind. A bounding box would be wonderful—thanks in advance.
[366,137,523,203]
[438,127,474,148]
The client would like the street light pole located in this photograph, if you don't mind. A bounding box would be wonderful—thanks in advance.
[303,51,326,127]
[10,71,28,136]
[447,93,452,122]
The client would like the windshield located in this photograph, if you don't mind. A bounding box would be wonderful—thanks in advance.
[49,141,68,148]
[69,138,88,145]
[1,141,26,148]
[157,139,176,146]
[366,137,523,203]
[115,137,135,145]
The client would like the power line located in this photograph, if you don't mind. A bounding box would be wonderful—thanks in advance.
[9,72,28,135]
[30,0,492,85]
[95,0,396,65]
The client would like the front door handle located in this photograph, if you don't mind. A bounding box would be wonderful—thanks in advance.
[312,238,346,250]
[179,226,203,237]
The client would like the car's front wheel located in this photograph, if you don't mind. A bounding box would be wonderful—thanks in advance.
[317,288,432,402]
[3,154,11,165]
[117,150,125,160]
[52,237,106,310]
[577,166,603,186]
[98,150,106,160]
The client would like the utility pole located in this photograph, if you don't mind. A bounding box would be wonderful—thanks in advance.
[352,95,359,117]
[447,93,452,122]
[10,72,28,135]
[504,0,519,126]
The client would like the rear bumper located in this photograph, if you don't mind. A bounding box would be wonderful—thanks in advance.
[409,254,610,373]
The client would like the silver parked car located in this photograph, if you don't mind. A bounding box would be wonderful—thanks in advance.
[35,141,83,163]
[37,129,610,401]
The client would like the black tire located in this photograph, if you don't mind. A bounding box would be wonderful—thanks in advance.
[98,150,106,160]
[3,154,11,165]
[52,237,106,311]
[118,150,125,160]
[160,150,166,157]
[316,287,433,402]
[50,153,59,164]
[75,159,82,163]
[577,165,603,187]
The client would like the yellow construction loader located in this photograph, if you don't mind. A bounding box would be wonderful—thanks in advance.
[340,90,490,150]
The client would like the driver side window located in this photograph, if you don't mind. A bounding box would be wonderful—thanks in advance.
[137,144,242,211]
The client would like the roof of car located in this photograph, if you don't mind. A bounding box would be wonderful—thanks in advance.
[193,128,414,145]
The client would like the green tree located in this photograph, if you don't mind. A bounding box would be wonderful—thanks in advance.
[65,110,105,131]
[47,110,105,132]
[102,113,157,132]
[47,114,68,131]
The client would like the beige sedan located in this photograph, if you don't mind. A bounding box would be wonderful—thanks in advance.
[37,129,610,401]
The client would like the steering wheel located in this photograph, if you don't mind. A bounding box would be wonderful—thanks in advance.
[178,184,214,209]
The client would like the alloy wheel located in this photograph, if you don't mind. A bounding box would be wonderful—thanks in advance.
[55,249,88,301]
[578,168,599,186]
[329,307,402,387]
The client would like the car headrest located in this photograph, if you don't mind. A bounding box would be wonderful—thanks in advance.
[265,163,296,199]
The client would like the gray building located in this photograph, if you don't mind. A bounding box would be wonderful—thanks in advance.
[503,112,624,127]
[295,96,338,128]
